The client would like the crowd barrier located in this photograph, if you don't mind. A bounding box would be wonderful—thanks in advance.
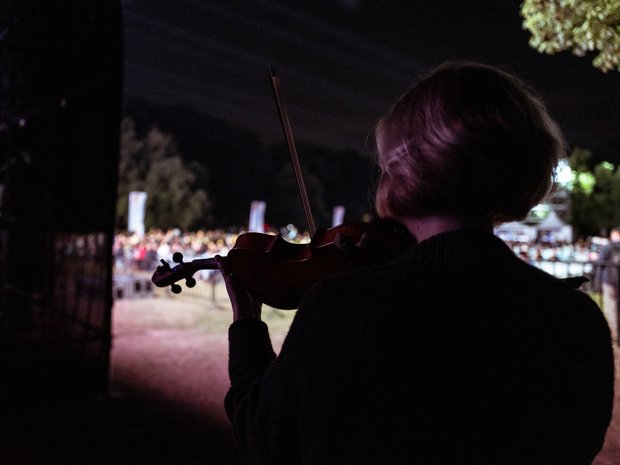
[113,273,154,299]
[112,258,619,347]
[113,260,607,298]
[532,260,594,279]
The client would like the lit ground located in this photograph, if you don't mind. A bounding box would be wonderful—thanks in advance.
[109,286,296,429]
[110,283,620,465]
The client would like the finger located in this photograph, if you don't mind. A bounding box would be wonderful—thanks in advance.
[214,255,261,320]
[214,256,240,301]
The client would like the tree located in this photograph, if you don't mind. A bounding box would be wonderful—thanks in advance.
[116,117,211,231]
[520,0,620,72]
[568,147,620,236]
[124,99,277,228]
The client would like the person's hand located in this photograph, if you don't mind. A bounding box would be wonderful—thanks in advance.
[214,255,262,321]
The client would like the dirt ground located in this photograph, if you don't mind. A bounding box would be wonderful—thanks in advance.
[2,284,618,465]
[109,290,294,429]
[105,289,296,465]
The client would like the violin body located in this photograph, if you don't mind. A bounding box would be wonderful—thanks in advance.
[151,220,413,309]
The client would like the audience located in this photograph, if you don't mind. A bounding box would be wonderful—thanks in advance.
[113,227,606,273]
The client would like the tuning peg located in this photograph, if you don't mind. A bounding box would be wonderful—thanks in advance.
[185,277,196,288]
[172,252,184,264]
[170,283,182,294]
[157,259,172,272]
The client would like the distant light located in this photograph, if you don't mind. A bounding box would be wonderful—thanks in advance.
[554,158,572,185]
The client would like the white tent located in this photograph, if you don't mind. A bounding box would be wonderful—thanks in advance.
[536,211,573,242]
[494,221,537,242]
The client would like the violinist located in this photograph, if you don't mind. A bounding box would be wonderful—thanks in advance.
[216,61,614,465]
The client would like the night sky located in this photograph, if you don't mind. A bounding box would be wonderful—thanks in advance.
[122,0,620,160]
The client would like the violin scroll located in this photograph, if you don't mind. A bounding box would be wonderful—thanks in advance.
[153,252,210,294]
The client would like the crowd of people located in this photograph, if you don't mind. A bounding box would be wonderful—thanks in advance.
[113,226,312,276]
[506,236,605,263]
[114,228,233,273]
[113,227,608,275]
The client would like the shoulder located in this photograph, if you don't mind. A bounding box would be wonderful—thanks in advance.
[299,264,387,309]
[517,258,598,306]
[523,264,609,334]
[304,247,418,293]
[292,262,404,330]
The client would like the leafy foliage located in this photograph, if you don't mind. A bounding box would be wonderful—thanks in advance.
[123,99,275,228]
[520,0,620,72]
[116,117,211,231]
[569,147,620,236]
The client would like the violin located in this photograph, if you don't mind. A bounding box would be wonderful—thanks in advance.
[151,66,413,309]
[152,220,411,309]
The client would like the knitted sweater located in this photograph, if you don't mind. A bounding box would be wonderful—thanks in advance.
[225,230,614,465]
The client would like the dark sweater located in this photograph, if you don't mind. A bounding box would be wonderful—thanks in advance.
[226,230,614,465]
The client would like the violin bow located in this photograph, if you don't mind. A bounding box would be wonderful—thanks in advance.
[269,65,317,237]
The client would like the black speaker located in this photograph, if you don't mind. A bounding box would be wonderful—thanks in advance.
[0,0,123,401]
[2,1,122,229]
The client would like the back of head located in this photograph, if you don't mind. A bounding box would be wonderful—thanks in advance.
[374,61,564,223]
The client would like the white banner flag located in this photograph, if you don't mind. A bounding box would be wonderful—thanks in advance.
[332,205,345,227]
[249,201,266,232]
[128,191,147,236]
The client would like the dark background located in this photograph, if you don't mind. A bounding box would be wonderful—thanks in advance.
[1,0,122,402]
[122,0,620,161]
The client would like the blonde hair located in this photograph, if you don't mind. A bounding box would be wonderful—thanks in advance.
[374,61,564,223]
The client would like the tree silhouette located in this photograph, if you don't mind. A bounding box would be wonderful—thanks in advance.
[569,147,620,237]
[116,117,211,231]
